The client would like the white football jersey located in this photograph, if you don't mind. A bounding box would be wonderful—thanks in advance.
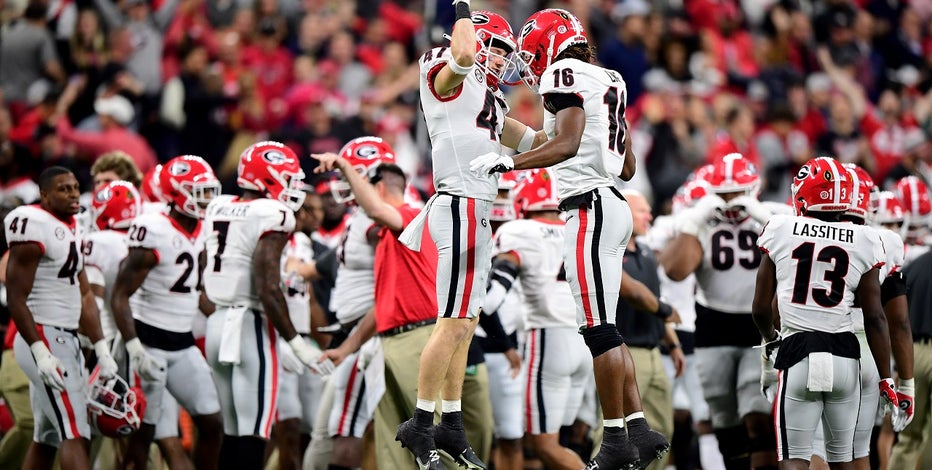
[419,46,504,202]
[494,218,575,329]
[331,207,376,324]
[694,216,765,313]
[539,58,627,199]
[758,214,885,334]
[851,227,905,332]
[128,213,205,333]
[3,205,85,329]
[281,232,313,334]
[642,215,697,331]
[203,195,296,310]
[84,230,129,340]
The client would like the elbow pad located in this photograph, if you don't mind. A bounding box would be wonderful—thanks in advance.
[881,271,907,305]
[484,257,519,314]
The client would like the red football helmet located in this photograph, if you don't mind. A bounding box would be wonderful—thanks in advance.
[513,168,560,214]
[843,163,874,222]
[471,11,518,87]
[140,164,165,203]
[160,155,220,219]
[515,9,588,90]
[706,153,760,196]
[237,141,306,211]
[92,181,141,230]
[86,367,145,438]
[791,157,852,215]
[331,137,396,203]
[894,176,931,226]
[872,190,907,226]
[688,164,716,184]
[672,179,711,214]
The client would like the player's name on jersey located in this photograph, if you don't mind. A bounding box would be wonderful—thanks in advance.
[791,221,855,243]
[211,204,249,218]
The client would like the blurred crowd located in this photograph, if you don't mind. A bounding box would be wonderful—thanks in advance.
[1,0,931,214]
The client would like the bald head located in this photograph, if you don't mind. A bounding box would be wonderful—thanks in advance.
[621,189,652,237]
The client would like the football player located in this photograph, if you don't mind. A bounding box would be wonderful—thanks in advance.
[110,156,224,470]
[486,169,594,469]
[752,157,899,468]
[396,2,545,468]
[894,176,931,266]
[203,141,323,469]
[471,8,647,469]
[659,153,777,469]
[5,166,118,470]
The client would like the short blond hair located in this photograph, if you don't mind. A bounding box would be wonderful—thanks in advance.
[91,151,143,187]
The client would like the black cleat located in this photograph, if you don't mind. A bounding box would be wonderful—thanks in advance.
[433,422,487,469]
[586,432,640,470]
[396,419,444,469]
[629,429,670,469]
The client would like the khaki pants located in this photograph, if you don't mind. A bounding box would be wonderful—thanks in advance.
[374,325,493,469]
[629,347,673,470]
[0,349,33,470]
[890,341,932,469]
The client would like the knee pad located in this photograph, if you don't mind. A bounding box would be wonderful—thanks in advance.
[714,426,749,462]
[581,324,623,358]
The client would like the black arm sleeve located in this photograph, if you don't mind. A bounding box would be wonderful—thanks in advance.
[543,93,584,114]
[881,271,907,305]
[478,310,515,353]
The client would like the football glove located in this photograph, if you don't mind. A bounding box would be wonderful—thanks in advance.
[677,194,725,236]
[469,152,514,176]
[30,342,65,391]
[125,338,166,382]
[879,378,900,416]
[893,378,915,432]
[93,340,118,379]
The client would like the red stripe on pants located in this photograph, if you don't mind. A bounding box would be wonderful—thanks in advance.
[338,357,360,435]
[576,209,594,328]
[459,198,477,318]
[36,325,81,439]
[264,319,279,438]
[524,330,536,434]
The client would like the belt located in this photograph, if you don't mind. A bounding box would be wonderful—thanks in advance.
[380,319,437,338]
[558,186,625,212]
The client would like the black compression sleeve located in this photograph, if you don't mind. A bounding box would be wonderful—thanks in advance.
[881,271,907,305]
[543,93,584,114]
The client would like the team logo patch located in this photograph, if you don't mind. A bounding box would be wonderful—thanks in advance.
[169,161,191,177]
[795,165,810,180]
[355,145,380,160]
[480,218,488,227]
[262,150,287,165]
[820,190,830,200]
[474,68,484,82]
[471,12,489,25]
[55,227,66,240]
[55,335,66,344]
[823,170,834,182]
[172,236,183,249]
[557,25,567,34]
[115,424,134,436]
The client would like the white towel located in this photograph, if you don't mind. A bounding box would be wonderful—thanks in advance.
[398,193,439,251]
[362,338,386,414]
[218,306,248,365]
[807,352,834,392]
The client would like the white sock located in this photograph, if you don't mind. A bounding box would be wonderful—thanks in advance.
[699,433,726,470]
[442,399,461,413]
[603,418,626,429]
[625,412,645,422]
[416,399,436,413]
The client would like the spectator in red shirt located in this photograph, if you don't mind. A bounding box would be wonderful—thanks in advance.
[707,104,759,166]
[53,80,158,174]
[312,151,450,469]
[242,18,293,126]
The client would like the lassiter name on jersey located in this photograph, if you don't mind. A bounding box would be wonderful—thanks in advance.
[4,205,85,329]
[539,58,627,199]
[419,46,506,202]
[204,195,296,310]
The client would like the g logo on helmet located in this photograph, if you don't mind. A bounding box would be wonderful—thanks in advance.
[355,145,380,160]
[95,187,113,203]
[520,20,537,39]
[471,12,490,25]
[116,423,135,436]
[262,150,287,165]
[169,161,191,176]
[795,165,810,180]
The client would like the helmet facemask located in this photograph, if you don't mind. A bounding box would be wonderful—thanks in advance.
[475,35,517,89]
[175,179,221,219]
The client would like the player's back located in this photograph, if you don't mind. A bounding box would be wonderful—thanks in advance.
[331,207,376,324]
[759,214,885,334]
[204,195,296,311]
[128,212,205,333]
[3,205,84,329]
[539,58,626,198]
[693,215,764,314]
[282,231,313,333]
[494,218,575,329]
[418,46,502,201]
[84,229,128,339]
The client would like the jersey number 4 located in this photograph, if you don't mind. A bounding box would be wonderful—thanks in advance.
[791,242,849,308]
[57,241,79,285]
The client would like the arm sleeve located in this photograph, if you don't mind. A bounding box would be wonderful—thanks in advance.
[478,310,516,352]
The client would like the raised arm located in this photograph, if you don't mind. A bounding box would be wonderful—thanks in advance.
[431,0,477,97]
[312,153,403,231]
